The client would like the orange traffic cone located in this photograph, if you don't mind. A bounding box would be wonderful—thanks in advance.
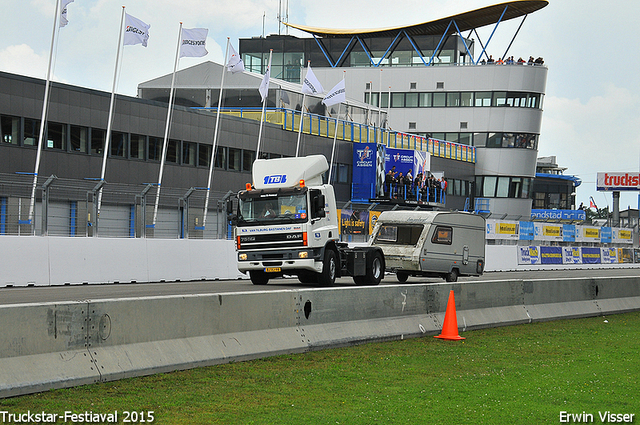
[434,290,465,340]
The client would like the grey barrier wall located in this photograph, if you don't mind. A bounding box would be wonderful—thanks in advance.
[2,238,638,288]
[1,276,639,398]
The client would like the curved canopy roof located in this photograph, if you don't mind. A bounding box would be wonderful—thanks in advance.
[285,0,548,39]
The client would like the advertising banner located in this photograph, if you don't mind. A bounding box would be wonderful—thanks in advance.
[352,143,384,201]
[486,219,519,240]
[518,246,541,265]
[519,221,535,240]
[340,209,367,235]
[596,172,640,191]
[578,226,601,243]
[562,224,576,242]
[540,246,563,264]
[562,247,582,264]
[369,211,381,235]
[601,247,618,264]
[531,209,586,221]
[618,248,634,263]
[614,229,633,244]
[534,223,563,242]
[600,227,612,244]
[581,247,602,264]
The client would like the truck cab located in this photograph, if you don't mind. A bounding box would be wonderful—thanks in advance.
[234,155,384,286]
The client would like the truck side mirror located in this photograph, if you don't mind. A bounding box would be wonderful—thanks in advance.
[312,192,326,219]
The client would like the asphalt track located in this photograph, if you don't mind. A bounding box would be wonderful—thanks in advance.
[1,268,639,306]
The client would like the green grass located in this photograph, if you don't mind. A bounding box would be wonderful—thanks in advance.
[1,312,639,424]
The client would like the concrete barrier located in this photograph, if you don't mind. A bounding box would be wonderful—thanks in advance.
[1,276,639,398]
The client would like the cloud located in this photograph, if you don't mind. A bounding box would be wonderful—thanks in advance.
[0,44,48,79]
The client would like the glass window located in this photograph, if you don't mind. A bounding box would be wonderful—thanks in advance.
[445,133,459,144]
[110,131,126,157]
[380,93,389,108]
[419,93,431,107]
[405,92,419,108]
[431,226,453,245]
[460,92,473,107]
[228,148,241,171]
[475,92,491,107]
[522,178,531,199]
[214,146,226,169]
[198,144,211,167]
[242,150,255,172]
[91,128,105,155]
[183,142,196,166]
[447,92,460,107]
[23,118,40,146]
[503,133,516,148]
[473,132,487,147]
[487,133,502,148]
[70,125,88,153]
[375,224,423,246]
[509,178,522,198]
[130,134,145,159]
[454,179,461,196]
[1,115,19,145]
[166,140,179,163]
[391,93,404,108]
[284,53,303,83]
[458,133,472,145]
[483,176,497,197]
[493,92,507,107]
[496,177,510,197]
[47,122,66,150]
[149,136,162,161]
[432,92,446,107]
[528,94,539,108]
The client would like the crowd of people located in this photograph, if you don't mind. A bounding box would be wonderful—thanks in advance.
[384,166,447,203]
[481,55,544,65]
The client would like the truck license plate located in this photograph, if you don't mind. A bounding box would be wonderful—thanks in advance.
[265,267,281,273]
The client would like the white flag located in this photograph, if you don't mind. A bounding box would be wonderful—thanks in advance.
[59,0,74,28]
[226,44,245,74]
[301,64,324,95]
[124,14,150,47]
[180,28,208,58]
[259,64,271,102]
[322,79,346,106]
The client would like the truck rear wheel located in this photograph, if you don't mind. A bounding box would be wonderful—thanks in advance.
[318,249,337,286]
[365,251,384,285]
[249,270,269,285]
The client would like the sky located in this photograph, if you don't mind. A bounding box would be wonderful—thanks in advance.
[1,0,639,212]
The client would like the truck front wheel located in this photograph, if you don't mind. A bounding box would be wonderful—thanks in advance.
[318,249,337,286]
[249,270,269,285]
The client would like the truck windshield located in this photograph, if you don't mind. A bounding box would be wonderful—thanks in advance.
[238,192,308,224]
[374,224,424,246]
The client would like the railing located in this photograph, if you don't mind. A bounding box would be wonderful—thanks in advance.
[0,173,232,239]
[195,107,476,163]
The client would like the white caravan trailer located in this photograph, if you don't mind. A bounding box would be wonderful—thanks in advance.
[370,210,485,282]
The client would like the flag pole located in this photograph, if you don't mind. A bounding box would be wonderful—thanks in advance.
[328,102,341,184]
[256,49,272,158]
[295,61,311,157]
[97,6,126,217]
[202,38,231,229]
[28,0,62,229]
[152,22,183,227]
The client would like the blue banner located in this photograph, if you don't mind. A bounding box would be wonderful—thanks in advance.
[519,221,534,240]
[352,143,384,202]
[540,246,562,264]
[562,224,576,242]
[582,247,602,264]
[531,209,586,221]
[600,227,612,244]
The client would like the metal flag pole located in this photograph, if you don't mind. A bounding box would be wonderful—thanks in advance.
[328,102,342,184]
[97,6,126,217]
[28,0,62,229]
[202,38,231,229]
[295,61,311,157]
[256,49,272,158]
[152,22,183,227]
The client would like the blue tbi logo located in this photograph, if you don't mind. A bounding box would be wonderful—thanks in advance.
[264,174,287,185]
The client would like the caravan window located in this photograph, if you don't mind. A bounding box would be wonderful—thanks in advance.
[374,224,423,246]
[431,226,453,245]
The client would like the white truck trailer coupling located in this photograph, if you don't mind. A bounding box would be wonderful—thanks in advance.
[370,210,486,282]
[233,155,385,286]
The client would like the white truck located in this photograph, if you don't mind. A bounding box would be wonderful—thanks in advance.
[369,210,485,282]
[233,155,385,286]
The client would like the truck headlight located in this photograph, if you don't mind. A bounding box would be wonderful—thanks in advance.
[238,253,248,261]
[298,251,309,259]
